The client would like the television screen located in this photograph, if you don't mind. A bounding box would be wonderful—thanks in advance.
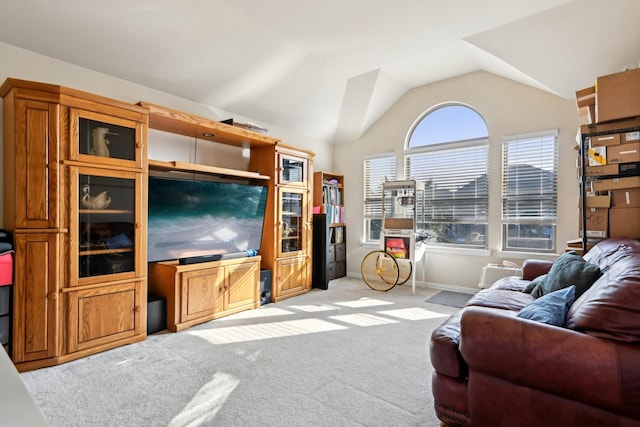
[147,176,268,263]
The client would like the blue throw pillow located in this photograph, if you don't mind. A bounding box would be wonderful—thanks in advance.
[517,285,576,326]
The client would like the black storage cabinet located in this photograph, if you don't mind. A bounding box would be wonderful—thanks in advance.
[312,213,346,289]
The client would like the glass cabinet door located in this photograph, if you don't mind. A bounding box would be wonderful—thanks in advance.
[279,154,307,185]
[72,168,140,283]
[71,109,144,168]
[279,188,307,257]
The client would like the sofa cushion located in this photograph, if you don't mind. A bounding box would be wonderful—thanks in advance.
[466,288,534,312]
[567,247,640,343]
[516,285,575,326]
[430,310,467,378]
[523,252,600,299]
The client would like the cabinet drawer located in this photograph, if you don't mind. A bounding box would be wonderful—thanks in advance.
[180,267,222,323]
[328,245,336,262]
[335,243,346,262]
[66,281,143,352]
[335,261,346,279]
[328,262,336,280]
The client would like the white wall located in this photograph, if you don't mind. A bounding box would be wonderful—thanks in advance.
[0,42,582,291]
[0,41,331,226]
[334,71,580,291]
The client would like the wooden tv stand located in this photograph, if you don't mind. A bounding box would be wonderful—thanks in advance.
[148,256,261,332]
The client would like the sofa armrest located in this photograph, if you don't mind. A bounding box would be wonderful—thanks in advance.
[459,307,640,419]
[521,259,553,280]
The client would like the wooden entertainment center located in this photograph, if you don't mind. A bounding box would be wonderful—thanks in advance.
[1,78,314,371]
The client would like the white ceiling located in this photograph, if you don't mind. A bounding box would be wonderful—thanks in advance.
[0,0,639,144]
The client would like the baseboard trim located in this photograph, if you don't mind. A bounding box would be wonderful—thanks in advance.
[345,272,478,294]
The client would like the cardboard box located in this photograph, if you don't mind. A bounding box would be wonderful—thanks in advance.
[579,195,611,208]
[578,105,596,125]
[576,86,596,108]
[607,142,640,164]
[609,208,640,239]
[596,68,640,123]
[612,188,640,208]
[579,207,608,238]
[592,176,640,192]
[0,252,12,286]
[622,130,640,143]
[576,86,596,124]
[620,162,640,176]
[590,133,620,147]
[585,164,618,176]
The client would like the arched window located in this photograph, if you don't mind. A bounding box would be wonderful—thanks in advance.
[404,104,489,248]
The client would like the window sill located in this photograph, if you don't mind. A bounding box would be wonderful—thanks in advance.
[361,241,490,257]
[423,245,490,257]
[498,251,559,261]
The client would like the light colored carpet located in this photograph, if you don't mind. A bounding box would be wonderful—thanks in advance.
[21,277,459,427]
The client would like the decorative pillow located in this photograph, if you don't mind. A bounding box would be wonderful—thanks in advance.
[523,252,600,298]
[523,273,547,294]
[517,285,576,326]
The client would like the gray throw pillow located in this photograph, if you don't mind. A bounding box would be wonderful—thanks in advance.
[524,252,600,299]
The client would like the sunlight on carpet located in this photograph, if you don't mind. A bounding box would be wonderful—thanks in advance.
[330,313,399,327]
[379,307,450,321]
[334,298,394,308]
[169,372,239,427]
[187,318,348,344]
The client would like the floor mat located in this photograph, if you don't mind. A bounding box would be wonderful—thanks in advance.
[425,290,473,308]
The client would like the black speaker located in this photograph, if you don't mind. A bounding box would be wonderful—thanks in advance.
[260,270,272,305]
[147,293,167,334]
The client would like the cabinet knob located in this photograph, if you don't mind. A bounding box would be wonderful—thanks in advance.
[134,305,142,312]
[48,291,58,300]
[136,142,143,149]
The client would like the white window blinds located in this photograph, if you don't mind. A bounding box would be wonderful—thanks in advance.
[501,130,558,252]
[502,131,558,222]
[363,154,396,241]
[404,144,489,223]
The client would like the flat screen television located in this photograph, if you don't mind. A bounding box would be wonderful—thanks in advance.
[147,176,268,263]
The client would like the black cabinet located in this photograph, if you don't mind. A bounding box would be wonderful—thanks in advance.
[312,214,346,289]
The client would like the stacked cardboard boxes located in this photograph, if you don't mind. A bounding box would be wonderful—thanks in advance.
[579,141,640,243]
[576,68,640,125]
[575,69,640,249]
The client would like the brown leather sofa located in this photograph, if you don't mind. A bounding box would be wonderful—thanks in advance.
[430,238,640,427]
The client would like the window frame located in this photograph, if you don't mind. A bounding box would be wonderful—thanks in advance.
[403,104,490,250]
[363,153,396,243]
[501,129,559,254]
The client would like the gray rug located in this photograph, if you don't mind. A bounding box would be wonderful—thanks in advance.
[20,278,456,427]
[425,290,473,308]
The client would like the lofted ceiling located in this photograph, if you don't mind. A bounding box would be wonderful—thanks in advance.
[0,0,639,145]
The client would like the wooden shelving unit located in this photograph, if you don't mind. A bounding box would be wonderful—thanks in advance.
[312,171,346,289]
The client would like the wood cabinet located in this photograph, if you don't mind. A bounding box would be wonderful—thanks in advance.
[148,257,260,332]
[312,172,346,289]
[250,144,314,302]
[1,78,148,371]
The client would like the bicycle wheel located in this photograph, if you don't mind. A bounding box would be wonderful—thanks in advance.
[395,258,413,285]
[361,250,399,291]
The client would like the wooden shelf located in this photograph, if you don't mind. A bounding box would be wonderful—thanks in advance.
[79,209,132,215]
[139,101,280,148]
[148,159,270,180]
